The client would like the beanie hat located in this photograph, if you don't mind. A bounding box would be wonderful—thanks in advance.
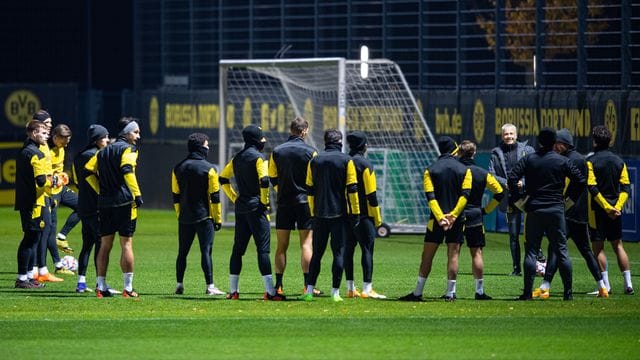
[347,131,367,151]
[87,124,109,143]
[556,128,573,147]
[32,110,51,122]
[437,136,458,155]
[538,127,557,149]
[242,124,266,145]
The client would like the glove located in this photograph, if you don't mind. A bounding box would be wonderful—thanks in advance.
[214,223,222,231]
[134,196,143,208]
[349,215,360,229]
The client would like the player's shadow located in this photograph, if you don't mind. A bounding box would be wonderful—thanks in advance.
[0,289,85,298]
[381,237,424,246]
[160,295,224,301]
[457,271,522,277]
[159,292,271,301]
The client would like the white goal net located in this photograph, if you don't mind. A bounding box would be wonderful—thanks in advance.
[219,58,439,233]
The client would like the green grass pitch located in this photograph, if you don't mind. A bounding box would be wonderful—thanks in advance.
[1,207,639,359]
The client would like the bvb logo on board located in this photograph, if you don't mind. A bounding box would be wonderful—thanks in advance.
[4,90,41,127]
[149,96,159,136]
[473,99,485,143]
[604,99,617,145]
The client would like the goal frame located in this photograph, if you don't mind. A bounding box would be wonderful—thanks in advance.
[219,57,439,234]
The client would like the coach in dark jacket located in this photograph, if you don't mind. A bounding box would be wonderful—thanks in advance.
[509,127,585,300]
[489,123,534,276]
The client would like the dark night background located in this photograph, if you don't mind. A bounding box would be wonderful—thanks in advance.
[0,1,132,92]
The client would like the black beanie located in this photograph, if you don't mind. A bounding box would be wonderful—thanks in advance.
[556,128,573,147]
[437,136,458,155]
[538,127,557,149]
[32,110,51,122]
[242,124,266,145]
[87,124,109,143]
[347,131,367,152]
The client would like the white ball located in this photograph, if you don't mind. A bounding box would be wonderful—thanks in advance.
[61,255,78,272]
[535,260,546,277]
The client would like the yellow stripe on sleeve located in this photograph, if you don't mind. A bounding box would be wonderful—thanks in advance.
[220,161,238,203]
[256,158,269,206]
[208,168,222,224]
[346,160,360,215]
[268,153,278,193]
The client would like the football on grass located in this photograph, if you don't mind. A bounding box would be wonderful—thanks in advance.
[535,260,546,276]
[61,255,78,272]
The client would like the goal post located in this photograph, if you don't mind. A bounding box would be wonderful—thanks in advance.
[219,57,439,233]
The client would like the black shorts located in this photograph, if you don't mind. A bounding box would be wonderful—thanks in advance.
[99,204,137,237]
[464,224,486,248]
[424,217,464,244]
[275,203,313,230]
[590,209,622,242]
[20,206,49,232]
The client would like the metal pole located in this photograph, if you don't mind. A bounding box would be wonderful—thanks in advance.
[218,64,228,221]
[535,0,545,88]
[86,0,92,90]
[189,0,194,88]
[418,0,423,90]
[577,0,586,90]
[338,58,347,151]
[495,0,504,90]
[621,0,631,89]
[456,0,461,91]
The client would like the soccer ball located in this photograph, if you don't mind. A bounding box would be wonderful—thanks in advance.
[61,255,78,273]
[535,260,547,277]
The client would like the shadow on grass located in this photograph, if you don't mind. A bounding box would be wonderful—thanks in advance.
[157,292,286,301]
[457,270,521,277]
[382,237,424,246]
[0,289,89,298]
[160,295,227,301]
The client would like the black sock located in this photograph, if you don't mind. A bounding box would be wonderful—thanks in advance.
[275,273,283,287]
[303,272,309,287]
